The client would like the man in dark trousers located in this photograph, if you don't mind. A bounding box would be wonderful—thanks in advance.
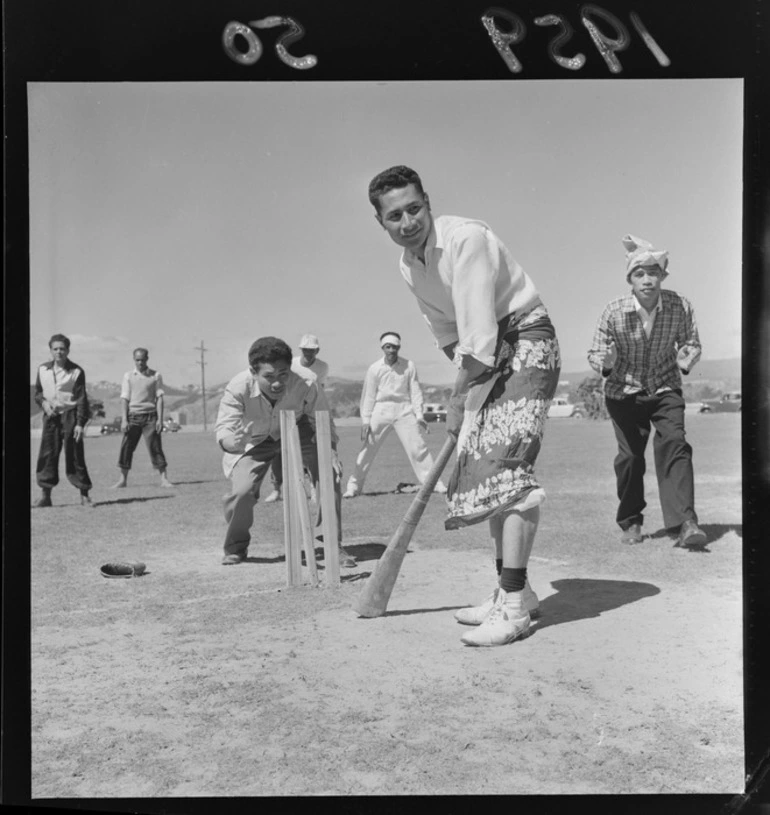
[588,235,706,548]
[33,333,93,507]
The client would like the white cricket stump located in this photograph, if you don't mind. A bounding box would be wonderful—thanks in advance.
[279,410,340,588]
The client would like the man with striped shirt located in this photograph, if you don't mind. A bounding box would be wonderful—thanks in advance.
[588,235,706,548]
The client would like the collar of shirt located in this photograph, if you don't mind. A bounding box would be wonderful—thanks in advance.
[402,218,440,268]
[632,295,663,318]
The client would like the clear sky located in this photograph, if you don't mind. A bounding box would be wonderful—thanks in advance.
[29,79,742,388]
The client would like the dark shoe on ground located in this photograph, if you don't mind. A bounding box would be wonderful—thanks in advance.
[222,552,246,565]
[33,493,53,508]
[676,519,707,548]
[338,546,357,568]
[620,523,643,544]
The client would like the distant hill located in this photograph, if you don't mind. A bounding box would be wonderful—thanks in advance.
[30,359,741,426]
[558,358,740,390]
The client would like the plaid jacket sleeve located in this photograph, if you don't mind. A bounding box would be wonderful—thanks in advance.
[587,302,615,376]
[675,295,702,371]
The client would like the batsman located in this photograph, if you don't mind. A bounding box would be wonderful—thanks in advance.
[364,166,561,647]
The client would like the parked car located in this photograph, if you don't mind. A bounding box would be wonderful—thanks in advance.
[100,417,122,435]
[698,392,741,413]
[548,397,584,418]
[162,417,182,432]
[423,403,447,423]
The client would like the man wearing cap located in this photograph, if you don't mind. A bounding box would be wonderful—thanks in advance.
[588,235,706,548]
[343,332,447,498]
[263,334,330,503]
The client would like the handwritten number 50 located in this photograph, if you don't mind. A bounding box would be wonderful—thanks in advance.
[222,16,318,70]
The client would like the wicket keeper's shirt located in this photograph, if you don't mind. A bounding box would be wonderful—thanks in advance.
[215,369,336,477]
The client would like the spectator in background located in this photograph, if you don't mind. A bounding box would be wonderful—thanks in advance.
[342,332,447,498]
[588,234,705,548]
[33,334,94,507]
[111,348,174,489]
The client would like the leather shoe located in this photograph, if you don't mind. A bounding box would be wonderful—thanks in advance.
[33,493,53,508]
[677,519,707,548]
[620,523,643,544]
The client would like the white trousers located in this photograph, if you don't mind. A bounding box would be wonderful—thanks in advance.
[346,402,442,493]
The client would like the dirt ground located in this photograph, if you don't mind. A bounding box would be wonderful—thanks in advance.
[29,418,745,800]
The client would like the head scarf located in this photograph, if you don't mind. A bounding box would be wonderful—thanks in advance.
[622,234,669,278]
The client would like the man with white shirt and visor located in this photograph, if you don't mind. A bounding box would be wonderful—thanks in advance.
[343,332,447,498]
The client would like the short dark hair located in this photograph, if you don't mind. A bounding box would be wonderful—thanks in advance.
[49,333,70,349]
[248,337,292,370]
[133,347,149,358]
[368,166,425,212]
[380,331,401,344]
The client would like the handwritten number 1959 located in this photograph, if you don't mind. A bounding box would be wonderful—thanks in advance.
[222,16,318,70]
[482,4,670,74]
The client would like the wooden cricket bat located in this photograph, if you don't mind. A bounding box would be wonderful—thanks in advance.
[353,434,457,618]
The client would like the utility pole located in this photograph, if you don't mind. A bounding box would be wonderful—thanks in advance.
[195,340,208,431]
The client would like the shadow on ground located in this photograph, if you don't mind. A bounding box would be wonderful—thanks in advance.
[345,541,387,562]
[647,522,741,553]
[94,495,177,507]
[533,578,660,631]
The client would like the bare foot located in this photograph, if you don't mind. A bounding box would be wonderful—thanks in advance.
[110,480,127,489]
[160,479,174,488]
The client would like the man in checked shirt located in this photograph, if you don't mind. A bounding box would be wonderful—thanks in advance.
[588,235,706,548]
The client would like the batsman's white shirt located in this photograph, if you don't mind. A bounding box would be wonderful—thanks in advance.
[399,215,541,368]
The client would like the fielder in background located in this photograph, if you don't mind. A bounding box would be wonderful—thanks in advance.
[33,333,94,507]
[367,165,560,647]
[342,332,448,498]
[263,333,329,503]
[215,336,356,568]
[111,348,173,489]
[588,234,706,548]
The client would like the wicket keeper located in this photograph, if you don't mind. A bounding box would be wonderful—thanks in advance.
[215,337,355,567]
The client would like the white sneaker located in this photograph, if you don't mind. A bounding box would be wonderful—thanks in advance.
[455,580,540,625]
[433,482,448,494]
[460,589,531,647]
[263,489,282,503]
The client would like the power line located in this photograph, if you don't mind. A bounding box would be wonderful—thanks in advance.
[194,340,208,431]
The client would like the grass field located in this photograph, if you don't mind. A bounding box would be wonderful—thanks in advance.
[29,413,743,799]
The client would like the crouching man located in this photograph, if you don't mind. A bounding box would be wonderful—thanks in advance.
[215,336,356,568]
